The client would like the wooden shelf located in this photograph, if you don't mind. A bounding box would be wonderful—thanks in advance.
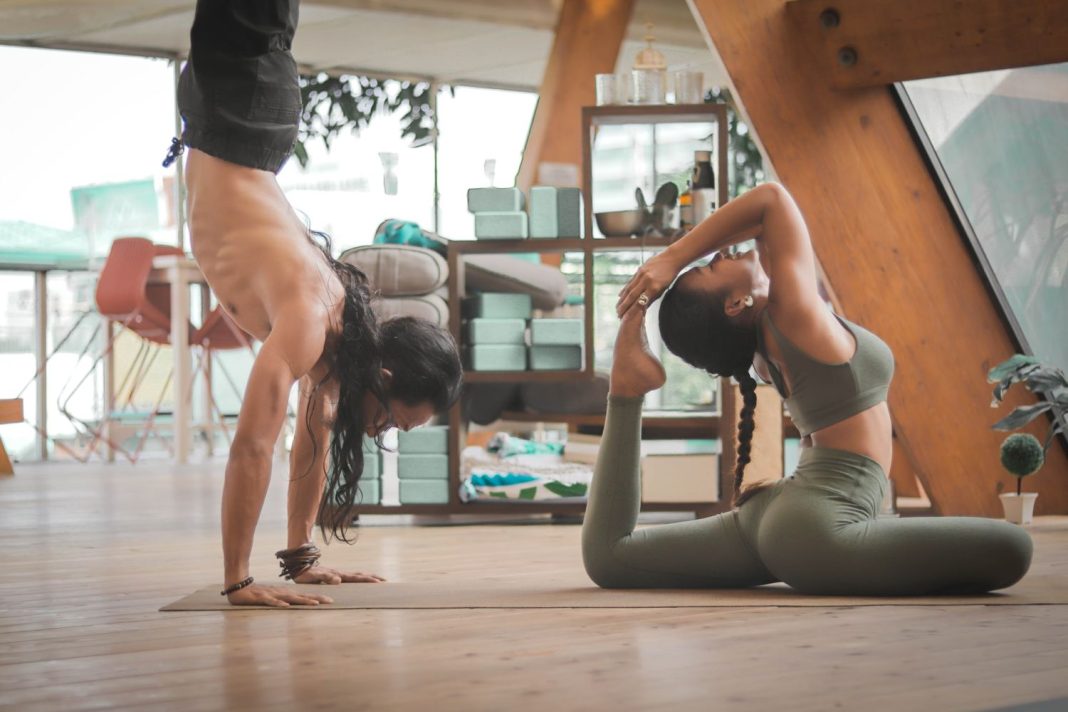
[586,104,725,126]
[447,236,675,252]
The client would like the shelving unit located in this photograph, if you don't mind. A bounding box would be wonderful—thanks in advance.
[353,102,734,519]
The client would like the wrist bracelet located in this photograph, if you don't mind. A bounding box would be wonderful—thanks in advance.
[275,543,321,581]
[221,576,254,596]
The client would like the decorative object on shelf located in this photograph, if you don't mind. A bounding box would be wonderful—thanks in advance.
[462,293,533,319]
[530,318,583,346]
[673,70,703,104]
[529,345,583,371]
[631,23,667,105]
[998,433,1044,524]
[465,318,527,345]
[691,150,717,224]
[595,73,619,106]
[530,186,582,238]
[594,209,646,237]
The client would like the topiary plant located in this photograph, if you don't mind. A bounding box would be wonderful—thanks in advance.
[988,354,1068,453]
[1000,433,1045,495]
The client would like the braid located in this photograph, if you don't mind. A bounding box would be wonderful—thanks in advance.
[732,370,759,506]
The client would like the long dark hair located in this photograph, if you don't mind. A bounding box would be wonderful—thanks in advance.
[304,230,463,542]
[658,269,764,507]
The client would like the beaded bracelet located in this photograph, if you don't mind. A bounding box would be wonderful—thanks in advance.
[221,576,254,596]
[275,543,322,581]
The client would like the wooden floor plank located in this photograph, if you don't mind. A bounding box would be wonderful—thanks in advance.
[1,459,1066,710]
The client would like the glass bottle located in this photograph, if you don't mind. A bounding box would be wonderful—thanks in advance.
[691,150,717,224]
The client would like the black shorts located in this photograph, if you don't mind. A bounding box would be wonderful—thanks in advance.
[176,0,301,173]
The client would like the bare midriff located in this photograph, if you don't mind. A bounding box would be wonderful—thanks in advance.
[185,149,342,343]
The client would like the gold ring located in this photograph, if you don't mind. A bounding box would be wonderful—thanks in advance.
[637,293,650,307]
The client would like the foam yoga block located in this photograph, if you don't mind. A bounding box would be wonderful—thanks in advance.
[465,344,527,371]
[398,425,449,454]
[529,345,582,370]
[362,453,382,480]
[359,479,381,505]
[475,211,529,239]
[464,318,527,345]
[398,454,449,479]
[530,318,583,345]
[530,186,582,238]
[399,479,450,504]
[467,187,525,213]
[462,293,532,319]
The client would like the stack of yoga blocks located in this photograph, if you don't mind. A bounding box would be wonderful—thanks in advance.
[468,186,582,240]
[397,425,450,504]
[462,293,532,371]
[462,296,584,372]
[360,436,382,505]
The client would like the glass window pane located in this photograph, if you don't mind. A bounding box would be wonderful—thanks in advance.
[436,86,537,238]
[902,65,1068,374]
[0,46,179,267]
[279,86,435,252]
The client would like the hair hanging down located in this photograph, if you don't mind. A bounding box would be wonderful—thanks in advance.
[303,230,463,543]
[658,269,765,507]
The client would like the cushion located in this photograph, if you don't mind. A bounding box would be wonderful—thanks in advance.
[340,244,448,297]
[464,254,568,311]
[372,294,449,327]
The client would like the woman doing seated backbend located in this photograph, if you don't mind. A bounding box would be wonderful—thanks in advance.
[582,182,1031,595]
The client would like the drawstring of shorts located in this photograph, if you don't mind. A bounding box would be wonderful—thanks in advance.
[162,137,185,168]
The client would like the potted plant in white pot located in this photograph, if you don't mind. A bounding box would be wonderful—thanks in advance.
[988,354,1068,523]
[998,433,1043,524]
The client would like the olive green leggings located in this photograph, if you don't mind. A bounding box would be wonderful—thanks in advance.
[581,397,1033,595]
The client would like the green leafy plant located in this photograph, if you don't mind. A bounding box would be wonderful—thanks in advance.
[988,354,1068,453]
[295,73,442,168]
[1000,433,1045,495]
[704,87,765,198]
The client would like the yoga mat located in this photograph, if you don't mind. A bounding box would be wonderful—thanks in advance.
[161,572,1068,611]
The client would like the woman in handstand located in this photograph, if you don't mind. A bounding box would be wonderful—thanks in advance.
[168,0,462,606]
[583,182,1032,595]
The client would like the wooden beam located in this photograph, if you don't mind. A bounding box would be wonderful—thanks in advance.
[786,0,1068,89]
[516,0,636,194]
[0,398,24,476]
[687,0,1068,516]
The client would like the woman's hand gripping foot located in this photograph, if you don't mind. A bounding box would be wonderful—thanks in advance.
[609,304,667,398]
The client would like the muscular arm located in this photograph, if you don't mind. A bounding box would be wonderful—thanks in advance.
[286,376,337,549]
[222,313,325,590]
[617,182,821,318]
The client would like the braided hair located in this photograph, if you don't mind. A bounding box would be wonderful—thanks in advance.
[658,268,767,507]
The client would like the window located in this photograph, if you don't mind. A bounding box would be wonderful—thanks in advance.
[901,64,1068,375]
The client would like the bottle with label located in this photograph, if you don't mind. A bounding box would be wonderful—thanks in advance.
[678,181,693,233]
[691,150,717,224]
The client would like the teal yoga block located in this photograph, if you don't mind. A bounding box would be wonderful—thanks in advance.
[530,186,582,238]
[467,187,525,213]
[398,454,449,480]
[362,453,382,480]
[362,435,378,453]
[359,479,381,505]
[398,425,449,454]
[399,479,450,504]
[464,318,527,345]
[465,344,527,371]
[529,345,582,370]
[530,318,583,345]
[475,211,529,240]
[462,293,532,319]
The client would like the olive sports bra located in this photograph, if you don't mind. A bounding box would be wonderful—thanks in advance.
[756,311,894,437]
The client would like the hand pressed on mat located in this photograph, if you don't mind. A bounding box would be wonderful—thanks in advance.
[227,583,334,607]
[293,565,386,584]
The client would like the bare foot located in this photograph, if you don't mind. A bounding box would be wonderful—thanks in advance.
[610,305,667,397]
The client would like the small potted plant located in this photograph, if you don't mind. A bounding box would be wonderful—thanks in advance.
[998,433,1043,524]
[988,354,1068,522]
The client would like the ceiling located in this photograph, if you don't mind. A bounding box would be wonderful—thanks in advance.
[0,0,728,90]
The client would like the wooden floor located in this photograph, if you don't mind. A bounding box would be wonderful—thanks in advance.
[2,459,1067,712]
